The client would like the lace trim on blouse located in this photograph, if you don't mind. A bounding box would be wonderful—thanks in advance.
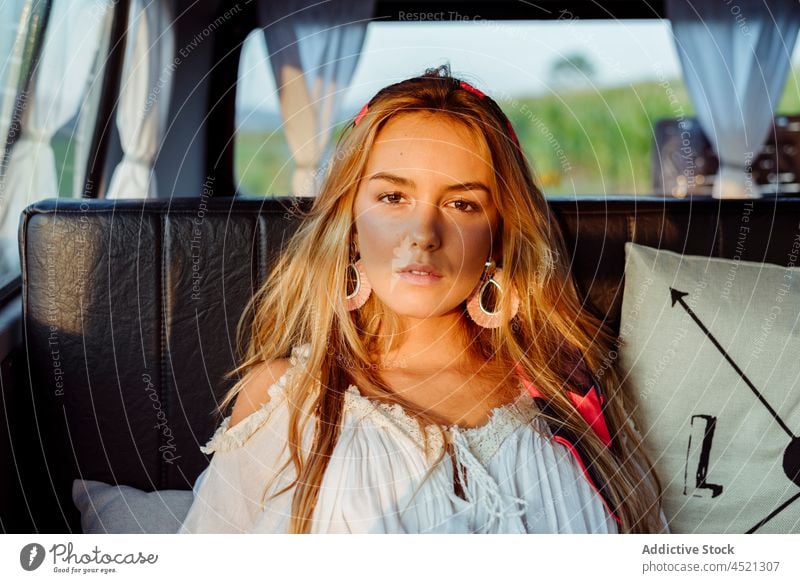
[202,341,544,460]
[342,383,543,465]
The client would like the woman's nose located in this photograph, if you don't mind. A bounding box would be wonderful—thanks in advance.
[408,201,441,250]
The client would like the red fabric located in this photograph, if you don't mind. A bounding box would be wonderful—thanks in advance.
[568,389,612,448]
[515,363,611,447]
[354,103,369,125]
[515,363,618,522]
[514,364,621,525]
[505,119,521,149]
[459,80,486,98]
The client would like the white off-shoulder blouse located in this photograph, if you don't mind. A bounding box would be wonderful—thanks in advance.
[178,344,618,534]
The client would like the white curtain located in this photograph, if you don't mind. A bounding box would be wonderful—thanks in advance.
[667,0,800,198]
[259,0,374,196]
[106,0,174,199]
[0,0,111,274]
[0,0,28,156]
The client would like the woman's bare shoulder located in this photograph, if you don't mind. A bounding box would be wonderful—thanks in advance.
[229,358,292,429]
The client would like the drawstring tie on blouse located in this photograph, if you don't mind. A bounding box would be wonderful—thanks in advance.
[447,426,528,533]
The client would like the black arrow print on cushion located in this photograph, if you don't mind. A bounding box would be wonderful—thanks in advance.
[670,287,800,532]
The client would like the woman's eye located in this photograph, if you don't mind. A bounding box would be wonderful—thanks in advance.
[447,199,479,212]
[378,192,404,204]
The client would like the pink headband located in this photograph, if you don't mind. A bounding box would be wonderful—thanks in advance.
[354,80,521,151]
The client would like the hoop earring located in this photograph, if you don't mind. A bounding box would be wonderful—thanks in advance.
[345,259,372,311]
[466,260,520,328]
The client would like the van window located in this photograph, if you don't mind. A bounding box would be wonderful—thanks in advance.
[234,19,800,197]
[0,0,113,281]
[235,30,292,196]
[1,0,41,172]
[1,0,47,284]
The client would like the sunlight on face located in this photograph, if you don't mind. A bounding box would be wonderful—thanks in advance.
[353,112,500,322]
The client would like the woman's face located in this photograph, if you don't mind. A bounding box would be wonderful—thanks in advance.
[353,112,500,321]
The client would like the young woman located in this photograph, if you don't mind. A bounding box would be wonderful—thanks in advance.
[178,65,665,534]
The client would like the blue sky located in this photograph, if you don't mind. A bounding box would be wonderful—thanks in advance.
[238,20,800,121]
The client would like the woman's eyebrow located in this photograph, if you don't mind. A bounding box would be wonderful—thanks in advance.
[367,172,491,194]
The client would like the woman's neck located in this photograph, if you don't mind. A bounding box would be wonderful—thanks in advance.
[376,312,485,373]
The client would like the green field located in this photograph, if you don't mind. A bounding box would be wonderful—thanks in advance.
[235,68,800,197]
[51,131,76,197]
[50,68,800,198]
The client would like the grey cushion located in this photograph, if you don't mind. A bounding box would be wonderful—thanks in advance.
[72,479,193,534]
[618,242,800,533]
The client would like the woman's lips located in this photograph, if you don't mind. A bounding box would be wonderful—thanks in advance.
[393,262,444,286]
[395,270,444,285]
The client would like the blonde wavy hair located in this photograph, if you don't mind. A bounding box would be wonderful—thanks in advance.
[217,64,664,533]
